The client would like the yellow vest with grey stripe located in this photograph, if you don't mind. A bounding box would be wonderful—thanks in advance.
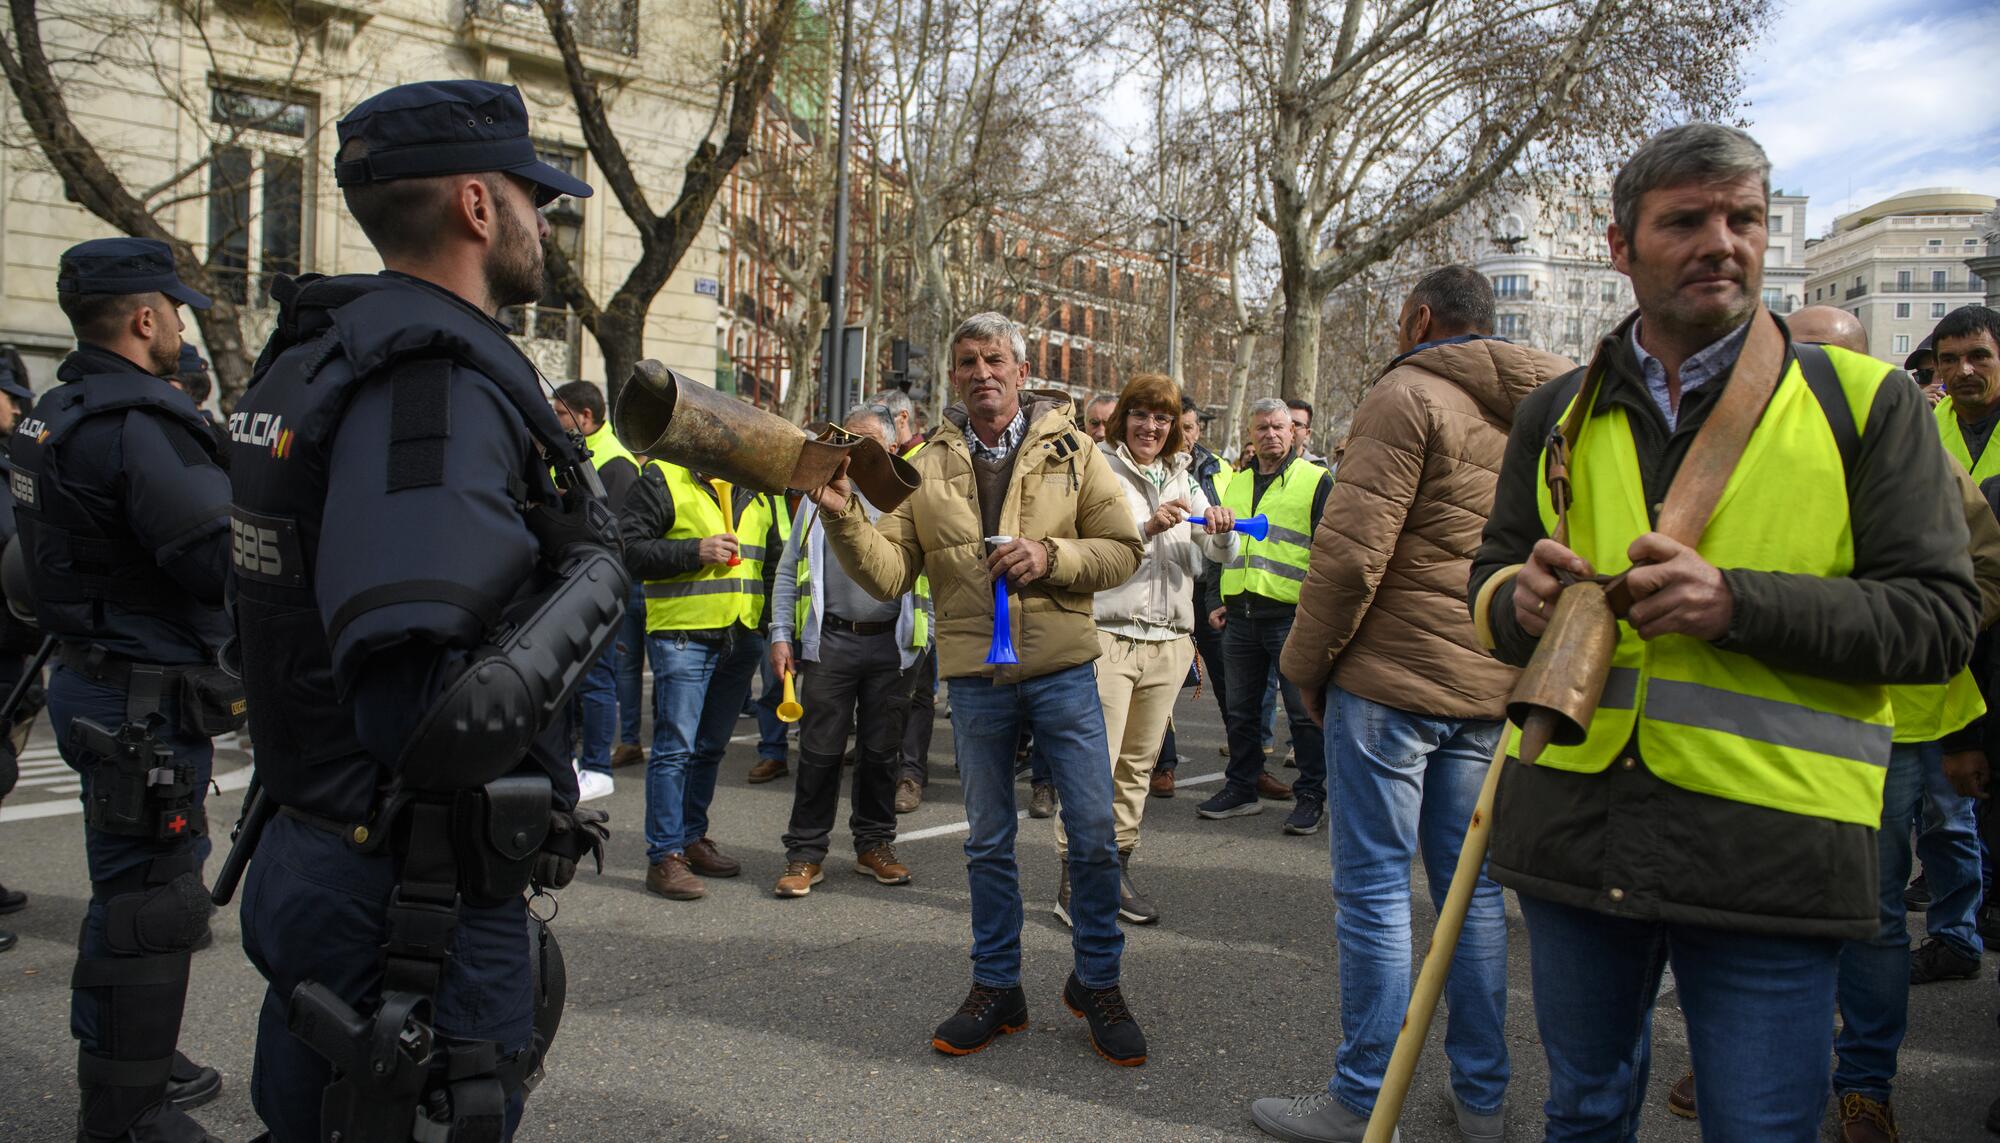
[1219,455,1324,604]
[1894,432,1992,742]
[1936,397,2000,483]
[644,463,776,631]
[1520,344,1895,827]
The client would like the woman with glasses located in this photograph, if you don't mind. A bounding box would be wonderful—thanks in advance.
[1052,373,1237,927]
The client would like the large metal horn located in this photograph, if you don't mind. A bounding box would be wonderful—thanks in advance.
[612,360,921,511]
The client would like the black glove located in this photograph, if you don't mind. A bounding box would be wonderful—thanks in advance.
[532,806,610,891]
[526,495,620,563]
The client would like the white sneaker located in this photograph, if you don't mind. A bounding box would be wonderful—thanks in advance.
[576,768,615,803]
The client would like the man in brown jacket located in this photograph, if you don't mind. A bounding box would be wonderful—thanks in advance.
[809,312,1149,1066]
[1253,267,1571,1143]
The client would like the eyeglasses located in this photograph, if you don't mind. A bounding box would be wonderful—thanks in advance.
[1126,411,1176,428]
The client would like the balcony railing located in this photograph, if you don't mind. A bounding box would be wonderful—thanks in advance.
[1880,280,1983,294]
[1844,283,1868,300]
[465,0,638,57]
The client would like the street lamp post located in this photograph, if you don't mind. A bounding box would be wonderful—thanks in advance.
[1153,214,1188,385]
[822,0,857,423]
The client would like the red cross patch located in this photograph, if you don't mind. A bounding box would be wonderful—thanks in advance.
[166,813,187,835]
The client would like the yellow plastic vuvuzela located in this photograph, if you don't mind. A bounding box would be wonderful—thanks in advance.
[777,670,803,723]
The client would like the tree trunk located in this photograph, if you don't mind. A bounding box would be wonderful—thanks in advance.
[596,309,645,416]
[1277,284,1321,405]
[1223,324,1258,453]
[779,326,819,424]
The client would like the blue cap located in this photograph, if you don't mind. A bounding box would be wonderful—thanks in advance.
[57,237,210,310]
[176,343,209,379]
[335,81,593,207]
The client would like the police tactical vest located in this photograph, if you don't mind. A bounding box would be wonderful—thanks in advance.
[1520,344,1895,827]
[10,363,221,645]
[643,463,775,632]
[1220,455,1324,605]
[228,273,584,818]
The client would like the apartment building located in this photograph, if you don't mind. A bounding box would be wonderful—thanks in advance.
[1802,187,1996,362]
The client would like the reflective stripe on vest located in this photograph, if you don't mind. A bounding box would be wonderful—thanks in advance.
[1936,398,2000,484]
[1514,346,1894,827]
[1218,455,1324,605]
[643,463,773,631]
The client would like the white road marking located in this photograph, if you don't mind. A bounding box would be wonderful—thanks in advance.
[897,771,1227,842]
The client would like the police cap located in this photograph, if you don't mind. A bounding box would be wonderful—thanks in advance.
[56,237,211,310]
[335,81,594,207]
[0,351,31,403]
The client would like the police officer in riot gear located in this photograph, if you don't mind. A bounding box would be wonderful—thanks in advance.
[0,344,37,956]
[227,80,622,1142]
[11,237,233,1141]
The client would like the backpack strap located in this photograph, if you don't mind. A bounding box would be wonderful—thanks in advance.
[1792,342,1861,479]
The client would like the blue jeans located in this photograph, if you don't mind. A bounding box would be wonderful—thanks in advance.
[573,643,619,776]
[1222,610,1324,801]
[644,630,761,862]
[948,662,1124,989]
[1519,894,1839,1142]
[1916,747,1984,957]
[1833,740,1928,1100]
[1324,684,1507,1117]
[616,582,645,746]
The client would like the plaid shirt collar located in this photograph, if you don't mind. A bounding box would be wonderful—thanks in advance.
[964,407,1029,462]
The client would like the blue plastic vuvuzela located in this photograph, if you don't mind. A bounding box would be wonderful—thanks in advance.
[1186,513,1270,541]
[986,577,1018,665]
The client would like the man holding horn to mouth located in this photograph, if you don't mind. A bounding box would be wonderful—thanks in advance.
[1468,124,1978,1140]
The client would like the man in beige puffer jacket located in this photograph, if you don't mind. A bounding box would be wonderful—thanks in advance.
[1253,267,1572,1143]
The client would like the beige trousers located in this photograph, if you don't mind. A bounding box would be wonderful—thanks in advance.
[1056,630,1195,857]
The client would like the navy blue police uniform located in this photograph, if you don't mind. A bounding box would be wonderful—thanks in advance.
[226,81,620,1143]
[0,349,44,943]
[10,237,235,1142]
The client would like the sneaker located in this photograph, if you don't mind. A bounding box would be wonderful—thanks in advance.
[1053,861,1072,928]
[932,983,1029,1055]
[1197,786,1264,819]
[165,1052,221,1111]
[1029,782,1058,819]
[1910,936,1978,984]
[1249,1091,1388,1143]
[747,756,789,784]
[1116,850,1158,925]
[647,854,705,900]
[1257,771,1294,800]
[575,768,615,803]
[1904,872,1931,912]
[610,742,646,769]
[1284,797,1325,836]
[1149,770,1175,798]
[854,844,912,885]
[684,837,741,878]
[1836,1092,1897,1143]
[773,860,823,898]
[1666,1072,1696,1118]
[1449,1091,1504,1142]
[1061,973,1147,1065]
[895,778,923,814]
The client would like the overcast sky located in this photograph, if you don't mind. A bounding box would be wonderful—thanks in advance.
[1742,0,2000,233]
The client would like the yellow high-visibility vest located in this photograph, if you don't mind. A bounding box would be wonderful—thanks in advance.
[1219,455,1323,605]
[643,463,774,632]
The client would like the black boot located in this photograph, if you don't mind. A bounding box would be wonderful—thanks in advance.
[932,982,1029,1055]
[1061,973,1147,1066]
[0,881,26,914]
[164,1051,221,1110]
[1116,850,1159,925]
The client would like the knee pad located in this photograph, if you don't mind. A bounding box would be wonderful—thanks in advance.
[103,870,213,956]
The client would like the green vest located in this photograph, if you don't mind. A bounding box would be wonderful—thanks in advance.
[1517,346,1895,827]
[1219,455,1323,605]
[1936,397,2000,483]
[643,463,775,632]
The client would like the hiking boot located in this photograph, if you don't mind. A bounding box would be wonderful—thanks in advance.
[610,742,646,768]
[1667,1072,1696,1118]
[165,1052,221,1110]
[1285,797,1325,835]
[1197,786,1263,819]
[1836,1092,1898,1143]
[1904,872,1930,911]
[773,860,823,898]
[1449,1091,1503,1142]
[855,844,911,885]
[1029,782,1058,819]
[895,778,923,814]
[747,756,789,784]
[1249,1091,1389,1143]
[1149,769,1175,798]
[1116,850,1158,925]
[932,983,1029,1055]
[1061,973,1147,1066]
[647,854,706,900]
[1257,771,1294,800]
[685,837,741,878]
[1053,862,1072,928]
[1910,936,1978,984]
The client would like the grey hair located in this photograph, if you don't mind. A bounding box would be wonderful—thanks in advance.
[948,311,1028,364]
[870,388,914,423]
[1087,392,1118,410]
[844,404,897,445]
[1612,123,1771,241]
[1249,396,1290,420]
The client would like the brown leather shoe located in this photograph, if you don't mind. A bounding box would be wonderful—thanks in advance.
[647,854,705,900]
[895,778,923,814]
[1256,771,1293,800]
[1837,1092,1898,1142]
[685,837,742,878]
[747,756,789,784]
[1666,1072,1696,1119]
[773,860,824,898]
[610,742,646,769]
[854,843,912,885]
[1149,770,1175,798]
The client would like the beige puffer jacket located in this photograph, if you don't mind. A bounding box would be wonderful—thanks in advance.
[820,391,1144,681]
[1092,442,1237,636]
[1281,337,1574,718]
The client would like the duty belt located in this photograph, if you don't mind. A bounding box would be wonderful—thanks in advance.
[57,643,192,695]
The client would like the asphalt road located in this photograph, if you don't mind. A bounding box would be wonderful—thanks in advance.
[1,696,1994,1142]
